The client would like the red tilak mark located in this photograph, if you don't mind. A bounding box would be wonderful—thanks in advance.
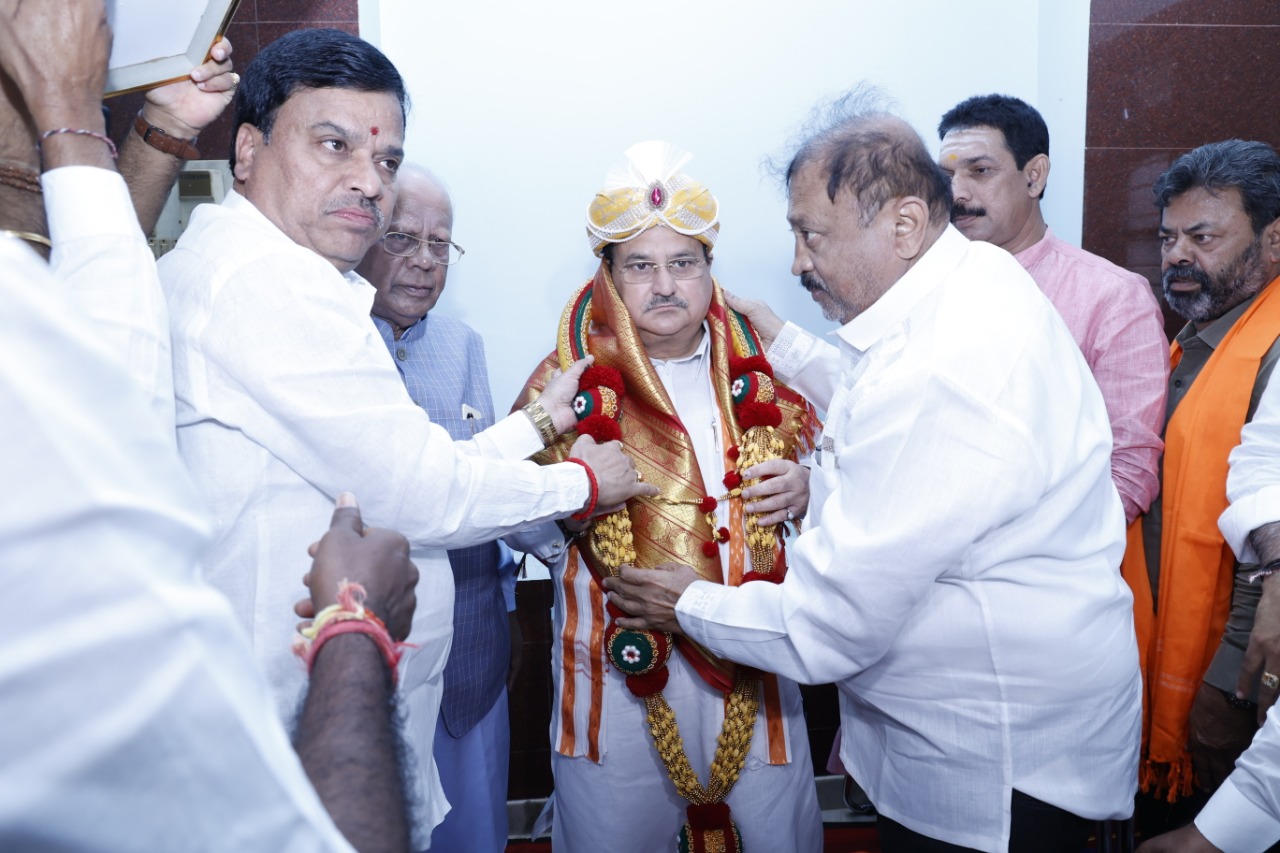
[370,126,379,136]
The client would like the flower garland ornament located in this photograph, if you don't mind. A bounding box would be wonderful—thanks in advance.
[571,360,753,852]
[567,344,798,853]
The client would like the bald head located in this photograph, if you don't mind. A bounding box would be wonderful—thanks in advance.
[358,164,457,339]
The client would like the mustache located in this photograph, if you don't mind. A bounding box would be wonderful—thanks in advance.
[800,271,826,294]
[951,204,985,220]
[326,195,386,228]
[644,295,689,311]
[1162,265,1211,290]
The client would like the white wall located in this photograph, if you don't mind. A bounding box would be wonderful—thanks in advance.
[364,0,1091,412]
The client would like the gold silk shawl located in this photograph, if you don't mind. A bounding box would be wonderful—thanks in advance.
[515,264,818,694]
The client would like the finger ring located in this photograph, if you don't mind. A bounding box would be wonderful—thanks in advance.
[635,470,643,482]
[785,507,794,521]
[1264,672,1280,690]
[229,72,241,89]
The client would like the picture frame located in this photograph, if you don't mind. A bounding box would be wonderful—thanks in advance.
[105,0,242,97]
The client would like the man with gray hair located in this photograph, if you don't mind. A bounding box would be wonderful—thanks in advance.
[606,91,1141,852]
[355,164,519,852]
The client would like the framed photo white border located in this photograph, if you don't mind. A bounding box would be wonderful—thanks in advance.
[106,0,242,97]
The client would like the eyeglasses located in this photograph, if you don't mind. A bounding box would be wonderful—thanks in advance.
[615,257,707,284]
[380,232,466,265]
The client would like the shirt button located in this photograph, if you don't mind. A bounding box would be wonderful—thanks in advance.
[1174,379,1183,388]
[396,347,408,361]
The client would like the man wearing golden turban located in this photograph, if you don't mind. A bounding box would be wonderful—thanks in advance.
[509,142,824,852]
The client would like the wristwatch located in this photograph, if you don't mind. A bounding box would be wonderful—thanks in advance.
[134,113,201,160]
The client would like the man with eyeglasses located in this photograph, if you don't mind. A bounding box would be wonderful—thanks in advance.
[158,30,655,845]
[508,141,824,852]
[354,164,517,853]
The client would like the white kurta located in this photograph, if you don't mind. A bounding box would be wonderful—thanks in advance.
[159,190,590,834]
[676,226,1142,852]
[0,168,352,851]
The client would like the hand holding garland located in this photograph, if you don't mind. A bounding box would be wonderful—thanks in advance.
[603,562,700,636]
[739,458,810,527]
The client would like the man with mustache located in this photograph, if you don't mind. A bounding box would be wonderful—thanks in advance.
[607,92,1142,853]
[158,29,652,842]
[509,141,824,852]
[938,94,1168,525]
[1116,139,1280,831]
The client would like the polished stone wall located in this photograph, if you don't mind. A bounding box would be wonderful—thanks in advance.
[1084,0,1280,337]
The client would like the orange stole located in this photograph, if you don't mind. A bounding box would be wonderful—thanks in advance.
[1124,277,1280,798]
[516,268,817,766]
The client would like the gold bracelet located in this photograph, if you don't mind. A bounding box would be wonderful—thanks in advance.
[2,229,52,248]
[523,399,558,447]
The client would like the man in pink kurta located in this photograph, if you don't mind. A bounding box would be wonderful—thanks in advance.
[939,93,1167,522]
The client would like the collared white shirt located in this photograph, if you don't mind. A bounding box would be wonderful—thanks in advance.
[159,189,589,834]
[0,170,352,851]
[677,226,1141,852]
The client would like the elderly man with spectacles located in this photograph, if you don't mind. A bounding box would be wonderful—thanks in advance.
[354,164,516,853]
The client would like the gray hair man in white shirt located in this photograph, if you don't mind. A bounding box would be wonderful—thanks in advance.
[605,88,1142,853]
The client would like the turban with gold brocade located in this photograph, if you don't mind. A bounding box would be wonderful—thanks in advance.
[586,141,720,256]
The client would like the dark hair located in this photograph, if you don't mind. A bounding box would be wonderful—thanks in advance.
[937,94,1049,169]
[778,86,952,227]
[231,28,408,165]
[937,93,1049,200]
[1152,139,1280,235]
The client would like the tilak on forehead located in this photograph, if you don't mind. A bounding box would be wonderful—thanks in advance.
[370,126,379,136]
[585,141,720,256]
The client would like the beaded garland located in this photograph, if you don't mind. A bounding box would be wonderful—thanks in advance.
[568,310,797,853]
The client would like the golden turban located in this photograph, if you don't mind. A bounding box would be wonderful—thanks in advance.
[586,141,720,256]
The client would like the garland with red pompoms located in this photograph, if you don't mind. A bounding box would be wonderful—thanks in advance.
[532,275,820,853]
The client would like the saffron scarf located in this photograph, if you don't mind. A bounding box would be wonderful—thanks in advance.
[1123,277,1280,798]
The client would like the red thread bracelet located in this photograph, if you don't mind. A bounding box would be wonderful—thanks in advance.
[307,618,403,686]
[566,456,598,521]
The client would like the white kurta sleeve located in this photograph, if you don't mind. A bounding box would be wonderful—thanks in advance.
[678,367,1046,685]
[1196,704,1280,853]
[43,166,176,433]
[1221,378,1280,563]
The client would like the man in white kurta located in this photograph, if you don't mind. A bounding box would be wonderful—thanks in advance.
[608,104,1141,853]
[158,29,647,838]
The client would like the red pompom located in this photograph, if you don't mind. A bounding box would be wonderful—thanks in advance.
[736,400,783,429]
[723,470,742,490]
[579,364,625,394]
[716,527,730,542]
[698,496,718,513]
[625,666,669,698]
[729,354,774,379]
[577,413,622,442]
[726,445,740,461]
[702,541,719,558]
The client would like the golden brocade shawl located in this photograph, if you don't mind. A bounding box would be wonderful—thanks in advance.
[514,264,819,695]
